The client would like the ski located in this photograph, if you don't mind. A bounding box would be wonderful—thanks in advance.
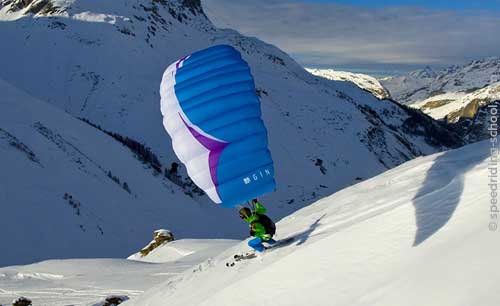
[225,237,295,267]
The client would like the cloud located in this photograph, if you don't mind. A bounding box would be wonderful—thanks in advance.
[202,0,500,69]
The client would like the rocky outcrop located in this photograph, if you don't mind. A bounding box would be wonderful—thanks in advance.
[140,229,175,257]
[92,295,129,306]
[448,101,500,143]
[12,297,32,306]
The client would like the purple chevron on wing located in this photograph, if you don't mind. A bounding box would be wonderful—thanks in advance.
[179,113,228,197]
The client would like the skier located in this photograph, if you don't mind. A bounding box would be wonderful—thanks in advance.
[239,198,277,252]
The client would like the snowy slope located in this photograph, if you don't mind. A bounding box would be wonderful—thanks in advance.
[0,239,237,305]
[124,140,497,306]
[127,239,237,264]
[0,0,462,226]
[306,68,391,99]
[381,58,500,122]
[0,78,245,267]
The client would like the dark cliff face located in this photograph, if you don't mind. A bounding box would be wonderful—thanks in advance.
[397,103,464,149]
[182,0,203,14]
[152,0,205,15]
[448,101,500,144]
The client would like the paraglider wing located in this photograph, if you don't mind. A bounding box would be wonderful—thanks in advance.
[160,45,276,207]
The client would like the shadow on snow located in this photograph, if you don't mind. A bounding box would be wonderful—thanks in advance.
[412,146,489,246]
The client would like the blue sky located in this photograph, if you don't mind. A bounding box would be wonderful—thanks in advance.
[298,0,500,11]
[203,0,500,75]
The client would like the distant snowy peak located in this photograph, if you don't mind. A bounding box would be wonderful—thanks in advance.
[408,65,438,79]
[306,68,391,99]
[381,57,500,123]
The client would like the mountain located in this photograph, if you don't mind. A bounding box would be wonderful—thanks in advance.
[381,58,500,123]
[124,140,494,306]
[0,0,463,264]
[0,78,243,267]
[306,68,391,99]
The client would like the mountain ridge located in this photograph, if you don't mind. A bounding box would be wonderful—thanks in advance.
[306,68,391,100]
[381,57,500,122]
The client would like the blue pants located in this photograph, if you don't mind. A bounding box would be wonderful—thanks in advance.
[248,237,277,252]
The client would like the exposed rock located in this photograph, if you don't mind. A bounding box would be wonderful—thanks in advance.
[92,295,129,306]
[12,297,32,306]
[140,229,175,257]
[448,101,500,143]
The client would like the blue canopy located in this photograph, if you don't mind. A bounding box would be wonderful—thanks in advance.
[160,45,276,207]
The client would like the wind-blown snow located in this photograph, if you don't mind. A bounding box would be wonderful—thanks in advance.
[124,140,497,306]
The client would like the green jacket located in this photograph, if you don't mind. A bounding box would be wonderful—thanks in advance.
[242,202,272,241]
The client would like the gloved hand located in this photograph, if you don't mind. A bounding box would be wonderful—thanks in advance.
[262,234,271,241]
[251,223,257,230]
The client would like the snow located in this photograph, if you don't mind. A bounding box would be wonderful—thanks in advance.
[0,0,459,260]
[152,229,172,237]
[123,140,498,306]
[0,138,495,306]
[409,82,500,122]
[381,58,500,121]
[0,239,236,305]
[127,239,237,264]
[0,78,244,267]
[306,68,391,99]
[0,1,495,305]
